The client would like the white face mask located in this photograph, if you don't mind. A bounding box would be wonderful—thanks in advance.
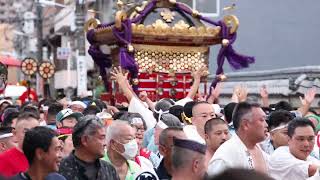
[116,139,138,160]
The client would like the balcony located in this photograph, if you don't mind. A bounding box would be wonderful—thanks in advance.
[54,5,75,33]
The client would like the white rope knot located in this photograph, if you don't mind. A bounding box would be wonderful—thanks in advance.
[154,109,169,122]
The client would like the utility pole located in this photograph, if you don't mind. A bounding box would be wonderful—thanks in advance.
[35,0,44,97]
[75,0,87,96]
[75,0,86,56]
[36,0,43,62]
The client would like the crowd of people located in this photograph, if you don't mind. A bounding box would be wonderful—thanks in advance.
[0,66,319,180]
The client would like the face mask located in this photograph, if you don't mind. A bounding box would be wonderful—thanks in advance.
[115,139,138,160]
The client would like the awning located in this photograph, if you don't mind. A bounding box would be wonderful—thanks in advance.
[0,56,21,67]
[4,85,27,97]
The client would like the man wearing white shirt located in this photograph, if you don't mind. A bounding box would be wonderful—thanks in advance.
[204,118,230,165]
[184,101,216,144]
[207,102,269,176]
[269,118,320,180]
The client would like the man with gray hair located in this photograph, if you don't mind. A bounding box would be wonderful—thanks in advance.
[59,115,119,180]
[171,138,207,180]
[104,120,155,180]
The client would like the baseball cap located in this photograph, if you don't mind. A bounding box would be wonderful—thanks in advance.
[0,99,12,106]
[56,108,83,123]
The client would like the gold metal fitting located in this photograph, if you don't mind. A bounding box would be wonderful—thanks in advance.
[169,0,176,4]
[222,15,239,34]
[115,10,127,29]
[192,10,200,18]
[222,39,230,47]
[117,0,124,9]
[218,74,227,81]
[132,78,139,85]
[135,6,143,13]
[127,44,134,52]
[84,18,101,32]
[223,3,236,11]
[157,88,164,95]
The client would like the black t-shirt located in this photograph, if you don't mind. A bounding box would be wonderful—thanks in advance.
[76,158,98,180]
[155,159,171,180]
[10,172,66,180]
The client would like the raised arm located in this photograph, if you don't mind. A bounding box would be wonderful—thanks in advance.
[139,91,155,111]
[207,82,223,104]
[297,87,316,117]
[110,67,134,101]
[231,84,248,103]
[186,66,208,99]
[260,85,270,108]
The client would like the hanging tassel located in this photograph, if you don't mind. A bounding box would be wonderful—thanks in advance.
[225,46,255,70]
[119,47,139,91]
[119,47,138,73]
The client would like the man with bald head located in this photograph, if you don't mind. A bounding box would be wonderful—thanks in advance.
[0,112,39,177]
[171,138,208,180]
[184,101,215,144]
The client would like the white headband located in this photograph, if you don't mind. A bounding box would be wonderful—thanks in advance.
[70,101,87,108]
[131,117,143,124]
[154,109,169,122]
[41,105,49,111]
[270,124,288,133]
[0,133,13,139]
[157,120,168,129]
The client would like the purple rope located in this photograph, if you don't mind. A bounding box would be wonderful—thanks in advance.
[112,19,140,91]
[86,0,157,92]
[97,21,115,29]
[132,0,158,24]
[112,23,130,44]
[87,45,112,92]
[86,23,114,91]
[175,2,255,96]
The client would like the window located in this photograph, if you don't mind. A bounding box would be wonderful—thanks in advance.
[178,0,220,17]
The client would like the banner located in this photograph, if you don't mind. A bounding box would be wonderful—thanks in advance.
[76,52,87,96]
